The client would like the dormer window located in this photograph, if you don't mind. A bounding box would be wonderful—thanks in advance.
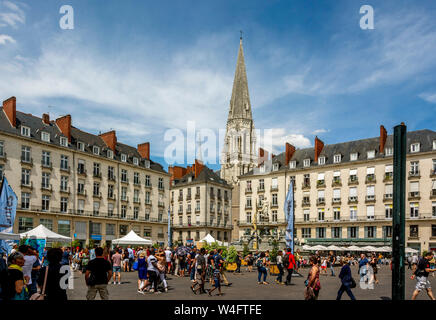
[259,165,265,173]
[273,163,279,171]
[93,146,100,155]
[60,137,68,147]
[433,140,436,150]
[144,159,150,169]
[367,150,375,159]
[121,154,127,162]
[21,126,30,137]
[133,157,139,166]
[318,156,325,165]
[350,152,358,161]
[303,159,310,167]
[385,147,393,156]
[41,131,50,142]
[107,149,113,159]
[289,161,296,169]
[410,143,420,153]
[333,154,341,164]
[77,141,85,151]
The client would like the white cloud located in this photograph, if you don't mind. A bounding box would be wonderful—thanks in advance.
[312,128,329,135]
[0,1,25,28]
[418,92,436,104]
[0,34,15,44]
[257,128,311,154]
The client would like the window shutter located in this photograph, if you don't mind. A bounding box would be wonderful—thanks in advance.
[333,189,341,198]
[410,182,419,192]
[350,169,357,175]
[367,167,375,175]
[333,171,341,177]
[367,186,375,196]
[385,165,393,173]
[385,184,393,194]
[318,173,325,180]
[349,187,357,197]
[366,206,375,216]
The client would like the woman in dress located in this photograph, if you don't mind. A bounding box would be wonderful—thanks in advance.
[137,252,148,294]
[370,253,379,284]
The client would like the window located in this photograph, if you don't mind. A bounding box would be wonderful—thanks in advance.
[41,132,50,142]
[302,228,311,238]
[108,166,115,180]
[133,157,139,166]
[42,195,50,211]
[41,172,50,189]
[333,208,340,221]
[134,189,139,203]
[433,202,436,217]
[77,141,85,151]
[246,197,252,208]
[366,205,375,220]
[317,190,325,203]
[333,171,341,184]
[40,219,53,231]
[318,156,325,165]
[366,226,376,238]
[410,225,419,238]
[385,165,393,180]
[383,226,392,238]
[259,164,265,173]
[350,207,357,221]
[121,169,128,182]
[107,224,115,236]
[433,140,436,150]
[60,155,68,170]
[77,179,85,194]
[144,160,150,169]
[410,143,420,153]
[272,194,278,206]
[318,208,325,222]
[348,227,358,239]
[107,149,113,159]
[121,205,127,218]
[303,174,310,187]
[21,168,30,185]
[385,205,393,219]
[18,217,33,233]
[333,154,341,163]
[410,161,419,175]
[366,167,375,181]
[42,151,51,167]
[303,192,310,205]
[21,126,30,137]
[93,146,100,155]
[303,159,310,167]
[93,182,100,196]
[349,187,357,202]
[134,172,140,185]
[196,200,200,211]
[316,227,325,238]
[350,152,358,161]
[60,197,68,213]
[317,173,325,186]
[366,185,375,200]
[271,178,278,191]
[93,163,101,177]
[145,191,151,204]
[58,220,71,236]
[121,187,127,201]
[108,203,114,216]
[333,189,341,203]
[385,147,393,156]
[121,154,127,162]
[21,146,31,162]
[433,159,436,174]
[0,141,4,156]
[259,179,265,190]
[93,202,100,215]
[367,150,375,159]
[410,181,419,197]
[289,161,296,169]
[158,178,164,190]
[77,199,85,213]
[0,164,3,179]
[21,193,30,209]
[332,227,342,238]
[273,163,279,171]
[77,159,85,174]
[60,137,68,147]
[410,203,419,218]
[385,184,393,199]
[349,169,358,182]
[303,209,310,222]
[145,175,151,186]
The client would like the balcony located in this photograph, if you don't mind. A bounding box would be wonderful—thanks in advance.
[316,180,326,188]
[158,186,165,192]
[120,196,129,203]
[21,157,33,167]
[178,195,183,201]
[144,200,152,206]
[120,178,129,185]
[383,193,393,202]
[77,189,87,197]
[210,193,216,199]
[257,187,265,193]
[224,195,229,202]
[178,210,183,215]
[186,194,192,201]
[348,177,358,186]
[93,171,102,179]
[408,192,421,201]
[77,169,87,177]
[108,194,116,201]
[365,195,376,203]
[195,193,201,199]
[133,197,141,204]
[108,175,116,182]
[93,191,102,199]
[245,188,252,194]
[133,179,141,186]
[316,198,325,206]
[331,179,342,187]
[195,207,200,213]
[302,182,311,190]
[270,186,278,192]
[41,183,53,193]
[60,166,70,174]
[431,190,436,199]
[217,194,222,200]
[21,181,33,190]
[59,187,71,195]
[383,173,393,182]
[365,175,376,184]
[302,200,310,207]
[332,198,341,205]
[144,183,152,189]
[271,202,279,208]
[245,204,252,209]
[348,196,358,204]
[158,201,165,208]
[186,207,192,214]
[41,161,53,170]
[408,170,420,179]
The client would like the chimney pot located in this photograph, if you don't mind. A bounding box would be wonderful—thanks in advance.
[137,142,150,160]
[2,96,16,127]
[314,136,324,163]
[42,113,50,124]
[379,125,387,153]
[285,142,296,165]
[55,115,72,143]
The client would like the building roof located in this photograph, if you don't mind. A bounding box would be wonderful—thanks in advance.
[242,129,436,177]
[0,107,166,174]
[172,165,230,188]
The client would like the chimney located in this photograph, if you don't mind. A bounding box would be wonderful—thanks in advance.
[42,113,50,124]
[169,165,188,184]
[285,142,296,166]
[55,115,72,142]
[100,130,117,152]
[314,136,324,163]
[2,96,16,127]
[258,147,269,166]
[379,125,387,154]
[137,142,150,160]
[194,159,204,179]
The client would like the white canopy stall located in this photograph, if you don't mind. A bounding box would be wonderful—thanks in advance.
[112,230,152,246]
[20,224,71,242]
[200,233,223,245]
[0,231,20,240]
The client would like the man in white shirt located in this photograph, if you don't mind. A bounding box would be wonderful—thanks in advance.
[19,245,38,285]
[147,249,159,293]
[164,247,172,273]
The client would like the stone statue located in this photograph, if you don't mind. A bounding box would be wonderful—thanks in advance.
[260,198,269,221]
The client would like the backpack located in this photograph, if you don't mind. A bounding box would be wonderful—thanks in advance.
[256,258,263,268]
[283,254,290,268]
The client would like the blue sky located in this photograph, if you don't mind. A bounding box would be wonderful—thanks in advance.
[1,0,436,171]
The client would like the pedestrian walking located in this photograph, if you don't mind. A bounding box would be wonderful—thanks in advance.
[191,248,206,294]
[215,249,231,286]
[85,247,112,300]
[275,250,285,285]
[207,267,222,296]
[147,248,160,293]
[304,256,321,300]
[256,252,268,285]
[111,249,122,284]
[157,251,168,292]
[284,248,296,285]
[36,248,68,301]
[2,252,27,300]
[329,251,336,277]
[137,251,148,293]
[336,259,356,300]
[411,251,436,300]
[245,253,254,272]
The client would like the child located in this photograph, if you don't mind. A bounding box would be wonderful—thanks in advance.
[208,268,222,296]
[321,258,327,274]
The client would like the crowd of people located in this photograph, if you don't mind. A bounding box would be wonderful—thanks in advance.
[1,242,435,301]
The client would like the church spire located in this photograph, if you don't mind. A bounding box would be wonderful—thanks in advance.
[228,35,252,120]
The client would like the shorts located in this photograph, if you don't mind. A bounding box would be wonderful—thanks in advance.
[113,266,121,273]
[415,276,431,291]
[123,259,129,264]
[321,266,327,270]
[213,279,220,288]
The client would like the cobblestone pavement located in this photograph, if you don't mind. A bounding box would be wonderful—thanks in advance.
[67,265,436,300]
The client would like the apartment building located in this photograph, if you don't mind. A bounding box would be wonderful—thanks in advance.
[0,97,170,246]
[169,160,233,244]
[238,126,436,252]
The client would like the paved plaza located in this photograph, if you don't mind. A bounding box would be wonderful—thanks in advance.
[67,265,436,300]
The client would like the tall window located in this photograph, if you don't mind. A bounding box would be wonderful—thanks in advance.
[410,161,419,175]
[350,207,357,221]
[410,203,419,218]
[42,172,50,189]
[121,205,127,218]
[121,187,127,201]
[77,159,85,174]
[60,197,68,213]
[302,228,311,238]
[108,185,114,198]
[259,179,264,190]
[385,205,393,219]
[108,166,114,180]
[366,226,376,238]
[41,132,50,142]
[366,206,375,220]
[42,195,50,211]
[21,146,31,162]
[145,191,151,204]
[272,193,278,206]
[145,175,150,186]
[60,176,68,191]
[93,182,100,196]
[332,227,342,238]
[333,208,340,221]
[21,169,30,185]
[316,227,325,238]
[348,227,358,239]
[21,193,30,209]
[42,151,51,166]
[121,169,127,182]
[409,225,419,238]
[93,163,101,177]
[303,209,310,222]
[77,199,84,213]
[134,172,140,185]
[93,202,100,215]
[318,208,325,222]
[158,178,164,190]
[60,155,68,170]
[108,203,114,216]
[272,210,278,222]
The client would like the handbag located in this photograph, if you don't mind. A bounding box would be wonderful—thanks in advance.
[350,277,357,289]
[30,266,49,300]
[304,286,315,300]
[132,261,139,271]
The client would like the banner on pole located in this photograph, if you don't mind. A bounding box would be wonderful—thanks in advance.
[0,177,18,255]
[284,179,294,254]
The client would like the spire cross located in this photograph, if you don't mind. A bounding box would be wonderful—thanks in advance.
[240,30,243,40]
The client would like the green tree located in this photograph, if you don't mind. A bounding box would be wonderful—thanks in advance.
[270,239,279,263]
[226,246,238,263]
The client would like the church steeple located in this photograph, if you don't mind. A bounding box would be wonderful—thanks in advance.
[228,36,252,121]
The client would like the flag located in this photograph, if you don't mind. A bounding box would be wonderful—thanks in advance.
[284,179,294,253]
[0,176,18,254]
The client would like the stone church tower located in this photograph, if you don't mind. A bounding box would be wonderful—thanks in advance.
[221,36,257,241]
[220,36,257,185]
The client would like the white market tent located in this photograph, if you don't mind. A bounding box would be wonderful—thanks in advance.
[20,224,71,242]
[112,230,152,246]
[200,233,223,245]
[405,247,419,254]
[361,246,379,252]
[327,245,345,251]
[302,245,312,251]
[346,245,362,251]
[0,231,20,241]
[380,246,392,252]
[311,245,329,251]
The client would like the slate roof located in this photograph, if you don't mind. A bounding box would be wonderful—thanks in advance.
[0,107,166,174]
[173,165,230,188]
[244,129,436,176]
